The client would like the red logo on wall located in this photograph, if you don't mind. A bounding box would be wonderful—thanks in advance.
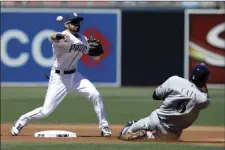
[82,27,111,68]
[189,13,225,84]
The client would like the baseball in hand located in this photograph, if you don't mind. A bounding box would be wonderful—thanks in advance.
[56,16,63,22]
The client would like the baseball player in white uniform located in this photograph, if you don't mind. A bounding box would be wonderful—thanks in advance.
[11,12,112,137]
[118,63,210,141]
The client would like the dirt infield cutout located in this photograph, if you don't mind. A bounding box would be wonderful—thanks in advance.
[1,123,224,147]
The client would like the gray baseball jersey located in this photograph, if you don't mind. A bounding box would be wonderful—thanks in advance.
[155,75,210,131]
[127,75,210,140]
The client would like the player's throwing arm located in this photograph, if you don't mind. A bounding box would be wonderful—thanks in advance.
[11,12,112,137]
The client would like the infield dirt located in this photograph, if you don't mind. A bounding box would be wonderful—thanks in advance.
[1,123,224,147]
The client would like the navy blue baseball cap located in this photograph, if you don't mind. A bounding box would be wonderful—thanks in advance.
[64,12,84,23]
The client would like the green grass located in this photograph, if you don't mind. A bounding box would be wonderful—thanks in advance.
[1,87,224,149]
[1,87,224,125]
[1,142,224,150]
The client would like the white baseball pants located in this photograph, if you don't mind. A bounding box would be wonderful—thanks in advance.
[18,69,109,129]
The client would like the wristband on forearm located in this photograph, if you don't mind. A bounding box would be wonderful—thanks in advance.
[56,33,64,40]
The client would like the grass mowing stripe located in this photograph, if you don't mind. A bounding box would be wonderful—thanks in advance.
[1,142,224,150]
[1,87,224,125]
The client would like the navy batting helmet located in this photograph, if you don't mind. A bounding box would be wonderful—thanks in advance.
[190,64,210,87]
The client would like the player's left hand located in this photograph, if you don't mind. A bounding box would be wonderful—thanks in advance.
[87,37,104,56]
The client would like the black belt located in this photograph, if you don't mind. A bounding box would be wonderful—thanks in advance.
[55,69,76,74]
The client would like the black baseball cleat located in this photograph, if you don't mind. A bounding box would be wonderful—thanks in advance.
[101,127,112,137]
[125,120,137,127]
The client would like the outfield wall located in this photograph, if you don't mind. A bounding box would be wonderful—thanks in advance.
[1,8,224,87]
[121,10,184,86]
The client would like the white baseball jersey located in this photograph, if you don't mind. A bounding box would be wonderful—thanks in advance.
[50,30,89,71]
[155,76,210,130]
